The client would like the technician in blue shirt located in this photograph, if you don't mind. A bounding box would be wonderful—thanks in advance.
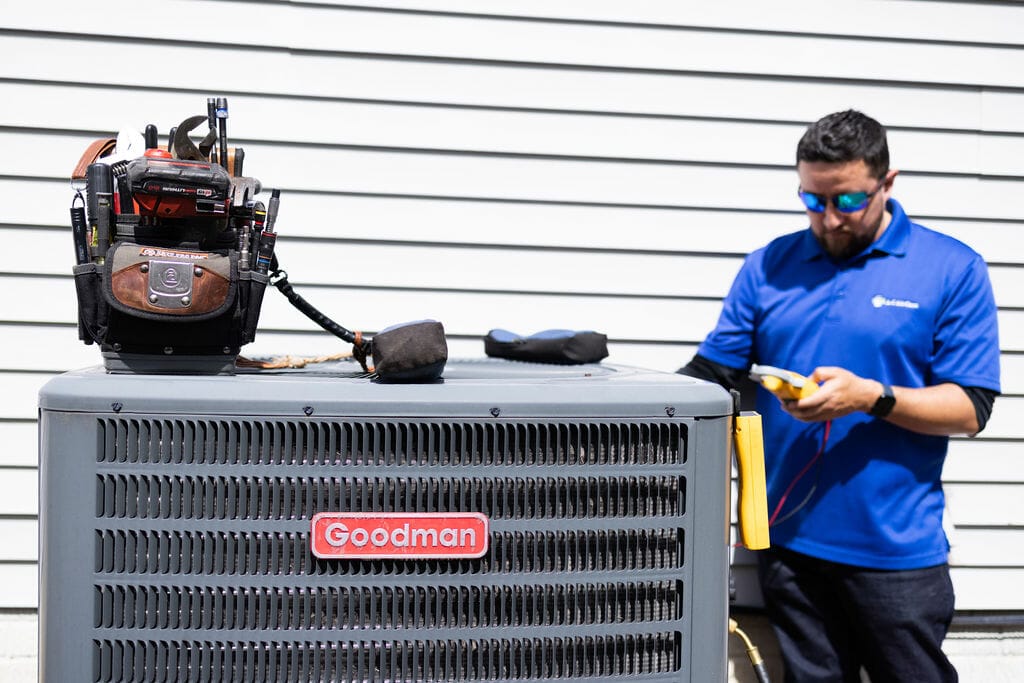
[680,110,1000,682]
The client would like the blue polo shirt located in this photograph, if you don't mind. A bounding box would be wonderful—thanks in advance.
[698,199,1001,569]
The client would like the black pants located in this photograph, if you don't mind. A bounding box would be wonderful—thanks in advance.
[757,546,957,683]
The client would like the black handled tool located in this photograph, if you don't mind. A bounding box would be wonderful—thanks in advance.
[215,97,229,172]
[86,163,114,262]
[254,190,279,274]
[69,193,90,265]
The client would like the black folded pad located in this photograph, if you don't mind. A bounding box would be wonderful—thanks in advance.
[371,320,448,382]
[484,328,608,364]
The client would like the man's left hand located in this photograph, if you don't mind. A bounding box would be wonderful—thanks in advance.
[782,366,878,422]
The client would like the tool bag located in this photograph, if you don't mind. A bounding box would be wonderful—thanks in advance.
[73,243,267,358]
[70,103,272,371]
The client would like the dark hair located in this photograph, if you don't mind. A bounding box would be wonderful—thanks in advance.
[796,110,889,178]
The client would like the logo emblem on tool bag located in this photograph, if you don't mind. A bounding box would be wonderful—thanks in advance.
[310,512,489,559]
[147,259,194,308]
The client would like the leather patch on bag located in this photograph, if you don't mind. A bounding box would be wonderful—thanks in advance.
[105,243,235,318]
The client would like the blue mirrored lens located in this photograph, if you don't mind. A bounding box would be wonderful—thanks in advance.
[835,192,870,212]
[798,191,826,213]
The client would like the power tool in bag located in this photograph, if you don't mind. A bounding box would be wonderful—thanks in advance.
[69,97,447,380]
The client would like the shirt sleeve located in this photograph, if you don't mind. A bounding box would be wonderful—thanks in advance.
[695,251,762,371]
[931,254,1001,392]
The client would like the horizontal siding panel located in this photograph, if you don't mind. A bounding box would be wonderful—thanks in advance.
[242,337,697,373]
[946,440,1024,484]
[2,180,806,254]
[3,275,1023,352]
[12,132,1024,222]
[977,396,1024,438]
[946,482,1024,527]
[0,273,722,341]
[0,325,99,372]
[0,565,37,609]
[0,423,39,468]
[7,82,1024,178]
[3,83,808,167]
[730,528,1024,569]
[948,528,1024,568]
[5,231,1020,312]
[2,228,746,299]
[949,568,1024,611]
[317,0,1024,46]
[982,91,1024,134]
[5,36,1020,135]
[0,520,36,562]
[4,323,697,376]
[1,374,58,421]
[0,278,78,325]
[7,3,1024,89]
[989,268,1024,308]
[2,320,697,375]
[12,177,1021,267]
[0,468,36,516]
[998,354,1024,395]
[731,565,1024,611]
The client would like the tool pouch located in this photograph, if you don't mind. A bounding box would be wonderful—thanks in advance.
[73,242,268,367]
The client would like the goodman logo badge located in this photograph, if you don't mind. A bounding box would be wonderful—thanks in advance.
[310,512,489,559]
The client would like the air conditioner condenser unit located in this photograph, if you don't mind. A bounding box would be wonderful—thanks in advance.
[38,359,734,682]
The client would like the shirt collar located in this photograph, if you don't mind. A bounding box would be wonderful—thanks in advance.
[798,198,911,263]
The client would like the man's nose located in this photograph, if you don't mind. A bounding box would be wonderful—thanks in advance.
[822,203,845,230]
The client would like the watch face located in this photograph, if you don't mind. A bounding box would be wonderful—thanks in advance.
[871,386,896,417]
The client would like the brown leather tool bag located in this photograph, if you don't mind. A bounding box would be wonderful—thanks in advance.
[74,242,268,356]
[106,243,234,319]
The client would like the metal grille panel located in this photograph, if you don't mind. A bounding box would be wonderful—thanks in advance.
[40,364,731,682]
[93,634,682,682]
[95,528,684,576]
[95,473,685,520]
[94,581,681,630]
[98,419,684,467]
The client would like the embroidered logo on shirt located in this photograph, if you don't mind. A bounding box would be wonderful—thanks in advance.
[871,294,920,310]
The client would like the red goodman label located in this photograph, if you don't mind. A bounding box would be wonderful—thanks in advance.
[310,512,489,559]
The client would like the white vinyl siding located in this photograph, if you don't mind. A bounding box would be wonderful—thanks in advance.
[1,0,1021,623]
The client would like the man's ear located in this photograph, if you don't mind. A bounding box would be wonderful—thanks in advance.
[884,168,899,189]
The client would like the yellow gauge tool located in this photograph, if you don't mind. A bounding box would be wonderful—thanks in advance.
[749,364,819,401]
[734,412,770,549]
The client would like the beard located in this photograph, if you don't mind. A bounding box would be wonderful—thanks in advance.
[813,211,885,261]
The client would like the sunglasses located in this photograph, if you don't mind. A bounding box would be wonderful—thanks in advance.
[798,178,886,214]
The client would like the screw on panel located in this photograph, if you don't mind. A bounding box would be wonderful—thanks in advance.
[489,407,501,417]
[665,406,676,417]
[111,402,122,413]
[303,406,314,416]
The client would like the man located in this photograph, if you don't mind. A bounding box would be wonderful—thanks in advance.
[680,110,1000,682]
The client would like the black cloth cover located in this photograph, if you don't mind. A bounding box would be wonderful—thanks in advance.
[371,320,448,382]
[484,328,608,364]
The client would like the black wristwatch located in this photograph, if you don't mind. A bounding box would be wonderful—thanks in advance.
[869,383,896,418]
